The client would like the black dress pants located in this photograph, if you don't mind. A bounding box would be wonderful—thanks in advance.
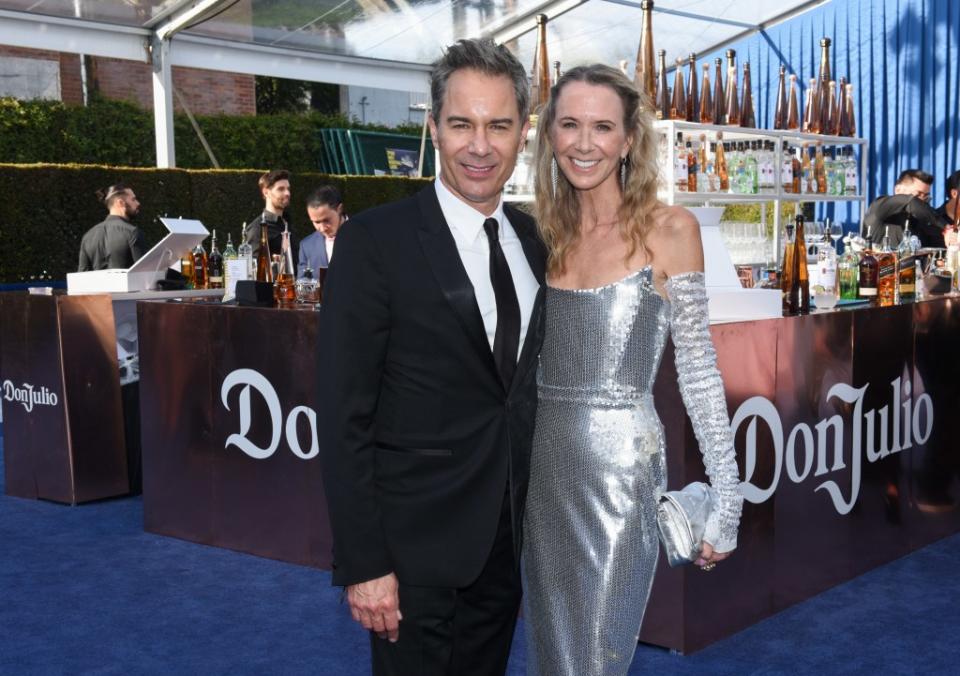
[370,493,520,676]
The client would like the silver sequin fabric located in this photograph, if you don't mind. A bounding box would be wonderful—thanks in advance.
[523,268,743,676]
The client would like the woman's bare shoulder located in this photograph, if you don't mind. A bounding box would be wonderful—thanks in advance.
[648,205,704,276]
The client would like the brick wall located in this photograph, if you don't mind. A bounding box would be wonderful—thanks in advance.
[1,46,256,115]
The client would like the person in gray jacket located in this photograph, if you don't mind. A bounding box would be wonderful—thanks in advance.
[78,183,146,271]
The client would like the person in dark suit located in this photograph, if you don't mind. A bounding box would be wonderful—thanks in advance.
[933,170,959,228]
[78,183,145,271]
[298,185,346,276]
[864,169,949,247]
[317,38,545,676]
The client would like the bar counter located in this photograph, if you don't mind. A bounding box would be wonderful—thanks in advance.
[136,296,960,653]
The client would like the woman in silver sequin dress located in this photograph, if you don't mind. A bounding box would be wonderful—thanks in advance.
[522,65,744,675]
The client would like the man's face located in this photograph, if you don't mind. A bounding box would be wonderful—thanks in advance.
[119,191,140,218]
[895,178,931,202]
[308,203,344,238]
[264,179,291,211]
[429,68,528,216]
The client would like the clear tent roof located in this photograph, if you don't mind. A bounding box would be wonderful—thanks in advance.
[0,0,816,79]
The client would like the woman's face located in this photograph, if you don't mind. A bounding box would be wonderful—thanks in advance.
[550,81,631,193]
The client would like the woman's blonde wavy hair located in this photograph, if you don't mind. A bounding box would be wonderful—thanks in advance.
[533,64,661,275]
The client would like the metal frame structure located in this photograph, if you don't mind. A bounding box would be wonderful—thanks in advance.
[0,0,820,169]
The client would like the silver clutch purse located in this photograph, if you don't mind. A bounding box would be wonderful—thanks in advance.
[656,482,717,567]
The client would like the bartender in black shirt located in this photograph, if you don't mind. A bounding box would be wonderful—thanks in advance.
[934,170,959,228]
[78,183,146,271]
[244,169,297,261]
[864,169,949,248]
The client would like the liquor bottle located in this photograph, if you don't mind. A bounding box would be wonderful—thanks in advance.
[530,14,551,112]
[712,57,725,127]
[835,76,848,134]
[791,145,802,194]
[824,80,838,136]
[656,50,670,120]
[786,74,800,130]
[208,229,224,290]
[180,252,194,289]
[192,239,208,290]
[773,65,787,129]
[715,134,729,192]
[223,232,237,260]
[732,142,747,194]
[838,237,860,300]
[825,147,840,195]
[815,230,839,308]
[858,244,879,303]
[845,83,856,136]
[685,54,698,122]
[781,219,797,314]
[780,142,794,193]
[724,49,740,125]
[274,225,297,306]
[740,62,756,128]
[876,228,897,307]
[256,223,272,283]
[670,58,687,120]
[817,38,833,134]
[897,219,917,302]
[674,132,688,192]
[800,144,812,194]
[553,61,562,84]
[745,141,759,194]
[697,135,709,192]
[686,140,697,192]
[706,142,720,192]
[814,142,827,194]
[843,147,858,195]
[633,0,656,101]
[698,63,712,123]
[805,78,821,134]
[237,223,254,280]
[795,214,811,314]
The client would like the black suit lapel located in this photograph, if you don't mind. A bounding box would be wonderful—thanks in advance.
[504,204,547,397]
[416,187,499,375]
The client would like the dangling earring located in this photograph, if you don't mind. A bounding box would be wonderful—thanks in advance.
[620,157,627,192]
[551,156,559,198]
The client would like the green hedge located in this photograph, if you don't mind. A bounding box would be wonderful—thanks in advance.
[0,97,422,170]
[0,163,429,283]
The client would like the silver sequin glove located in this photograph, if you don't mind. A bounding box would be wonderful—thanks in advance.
[666,271,743,553]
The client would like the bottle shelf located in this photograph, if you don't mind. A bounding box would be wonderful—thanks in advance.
[662,191,864,204]
[653,119,868,146]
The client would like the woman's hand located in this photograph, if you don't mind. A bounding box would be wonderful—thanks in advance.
[695,542,730,571]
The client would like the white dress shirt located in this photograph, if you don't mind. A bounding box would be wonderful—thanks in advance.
[325,236,335,263]
[434,178,540,359]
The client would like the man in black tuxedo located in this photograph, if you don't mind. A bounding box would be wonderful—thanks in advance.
[317,38,545,675]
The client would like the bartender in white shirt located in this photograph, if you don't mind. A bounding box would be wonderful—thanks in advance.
[299,186,348,276]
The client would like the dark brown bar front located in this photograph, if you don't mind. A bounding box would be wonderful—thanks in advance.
[136,297,960,653]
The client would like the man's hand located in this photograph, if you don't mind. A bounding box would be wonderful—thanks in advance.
[347,572,403,642]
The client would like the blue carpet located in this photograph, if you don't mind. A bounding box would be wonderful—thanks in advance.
[1,432,958,675]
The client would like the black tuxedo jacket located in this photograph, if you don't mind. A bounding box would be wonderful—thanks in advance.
[317,185,546,588]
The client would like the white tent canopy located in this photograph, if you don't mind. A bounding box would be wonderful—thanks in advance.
[0,0,824,167]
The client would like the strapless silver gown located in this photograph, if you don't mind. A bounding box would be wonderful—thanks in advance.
[523,269,743,676]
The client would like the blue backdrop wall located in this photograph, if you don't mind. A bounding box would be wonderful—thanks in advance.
[699,0,960,230]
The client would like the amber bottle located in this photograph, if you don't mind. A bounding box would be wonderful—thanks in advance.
[685,54,699,122]
[712,57,725,126]
[530,14,551,112]
[786,74,800,130]
[773,65,787,129]
[699,63,712,123]
[656,50,670,120]
[633,0,656,101]
[739,62,756,128]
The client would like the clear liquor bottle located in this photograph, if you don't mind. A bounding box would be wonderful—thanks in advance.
[814,230,839,308]
[780,142,794,193]
[838,237,860,300]
[674,132,688,192]
[237,223,254,280]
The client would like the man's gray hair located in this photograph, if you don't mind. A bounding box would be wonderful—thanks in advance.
[430,38,529,121]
